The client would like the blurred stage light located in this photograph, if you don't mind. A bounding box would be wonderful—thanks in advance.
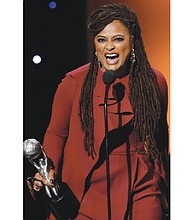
[49,1,57,9]
[32,55,42,64]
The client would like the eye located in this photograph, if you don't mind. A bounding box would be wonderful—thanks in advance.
[114,37,124,42]
[97,38,106,43]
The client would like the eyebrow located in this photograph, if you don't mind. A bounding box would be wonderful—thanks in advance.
[96,34,125,38]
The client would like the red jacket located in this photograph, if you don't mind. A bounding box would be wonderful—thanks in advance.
[43,63,168,219]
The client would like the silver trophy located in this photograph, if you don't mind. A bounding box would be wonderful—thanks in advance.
[23,138,58,198]
[24,138,80,220]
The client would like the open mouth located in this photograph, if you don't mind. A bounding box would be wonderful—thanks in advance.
[105,53,119,59]
[105,53,119,65]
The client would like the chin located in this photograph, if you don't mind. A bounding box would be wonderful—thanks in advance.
[105,66,120,72]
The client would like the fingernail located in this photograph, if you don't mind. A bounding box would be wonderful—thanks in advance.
[49,179,54,185]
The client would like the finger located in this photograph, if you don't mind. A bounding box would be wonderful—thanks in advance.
[32,179,43,191]
[33,178,44,187]
[33,171,55,187]
[33,185,41,192]
[34,173,50,186]
[48,169,56,185]
[34,173,45,182]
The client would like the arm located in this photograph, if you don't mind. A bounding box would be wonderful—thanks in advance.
[154,69,170,216]
[154,69,169,164]
[154,69,169,188]
[43,74,77,174]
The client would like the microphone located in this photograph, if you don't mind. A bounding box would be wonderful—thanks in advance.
[102,70,116,220]
[102,70,116,85]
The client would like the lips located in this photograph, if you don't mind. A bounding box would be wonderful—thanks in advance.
[105,53,119,65]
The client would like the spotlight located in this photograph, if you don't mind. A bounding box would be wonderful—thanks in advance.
[32,55,42,64]
[49,1,57,9]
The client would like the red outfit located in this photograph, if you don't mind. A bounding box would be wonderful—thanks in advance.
[43,64,168,220]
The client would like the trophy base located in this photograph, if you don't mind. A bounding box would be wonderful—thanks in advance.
[49,182,80,220]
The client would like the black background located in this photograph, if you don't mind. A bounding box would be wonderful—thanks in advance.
[24,0,88,219]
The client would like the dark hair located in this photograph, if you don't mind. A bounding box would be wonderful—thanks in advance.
[79,3,161,162]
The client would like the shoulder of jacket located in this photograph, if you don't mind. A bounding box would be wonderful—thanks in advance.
[55,64,90,98]
[152,68,167,85]
[152,68,168,101]
[65,63,90,85]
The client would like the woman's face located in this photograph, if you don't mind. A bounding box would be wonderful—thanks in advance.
[94,20,133,74]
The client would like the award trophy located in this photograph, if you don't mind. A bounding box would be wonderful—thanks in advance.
[23,138,80,220]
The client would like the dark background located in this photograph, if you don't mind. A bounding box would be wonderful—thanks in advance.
[24,1,87,219]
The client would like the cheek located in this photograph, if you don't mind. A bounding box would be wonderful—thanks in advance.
[121,47,131,60]
[95,46,105,62]
[94,39,101,51]
[95,44,103,55]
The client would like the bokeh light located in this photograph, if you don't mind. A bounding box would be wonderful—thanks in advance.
[32,55,42,64]
[49,1,57,9]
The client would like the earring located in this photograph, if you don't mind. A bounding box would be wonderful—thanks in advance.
[95,52,102,68]
[130,48,136,63]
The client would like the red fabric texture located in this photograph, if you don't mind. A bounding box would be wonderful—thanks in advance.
[44,64,168,220]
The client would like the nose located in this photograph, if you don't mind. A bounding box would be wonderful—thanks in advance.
[105,41,115,51]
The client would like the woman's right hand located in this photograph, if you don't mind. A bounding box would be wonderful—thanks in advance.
[33,169,56,192]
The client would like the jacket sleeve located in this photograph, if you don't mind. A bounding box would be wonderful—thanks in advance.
[154,69,169,183]
[43,74,77,173]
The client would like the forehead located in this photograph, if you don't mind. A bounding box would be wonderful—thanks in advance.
[96,20,130,36]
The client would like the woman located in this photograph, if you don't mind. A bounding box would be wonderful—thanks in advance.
[32,3,169,220]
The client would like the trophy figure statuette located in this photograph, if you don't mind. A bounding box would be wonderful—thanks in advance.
[23,138,80,220]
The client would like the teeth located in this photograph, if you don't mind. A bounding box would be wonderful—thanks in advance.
[106,54,118,58]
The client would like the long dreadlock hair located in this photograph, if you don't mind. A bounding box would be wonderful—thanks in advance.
[79,3,161,162]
